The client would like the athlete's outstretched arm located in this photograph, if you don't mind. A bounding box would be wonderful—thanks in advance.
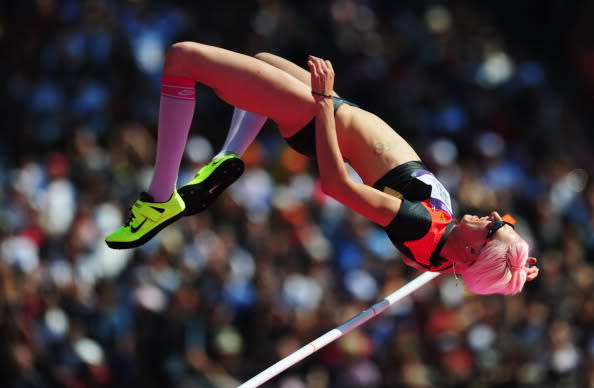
[308,56,401,227]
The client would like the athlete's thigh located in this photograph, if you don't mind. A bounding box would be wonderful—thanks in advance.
[255,52,340,97]
[166,42,314,134]
[255,53,311,87]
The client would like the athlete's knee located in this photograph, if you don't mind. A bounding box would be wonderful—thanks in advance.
[163,41,202,73]
[166,42,196,62]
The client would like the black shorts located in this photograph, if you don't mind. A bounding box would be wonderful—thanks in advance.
[284,97,359,158]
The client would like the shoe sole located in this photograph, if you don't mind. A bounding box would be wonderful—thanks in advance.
[105,211,185,249]
[178,158,245,216]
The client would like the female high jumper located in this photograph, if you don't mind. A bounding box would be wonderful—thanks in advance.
[105,41,539,295]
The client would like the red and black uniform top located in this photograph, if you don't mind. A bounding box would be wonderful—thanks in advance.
[373,163,457,273]
[383,198,456,272]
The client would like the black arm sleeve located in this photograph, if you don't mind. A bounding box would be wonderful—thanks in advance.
[384,199,431,242]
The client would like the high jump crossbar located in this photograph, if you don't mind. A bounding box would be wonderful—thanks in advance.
[237,271,441,388]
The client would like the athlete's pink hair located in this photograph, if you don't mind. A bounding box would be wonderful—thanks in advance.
[461,238,530,295]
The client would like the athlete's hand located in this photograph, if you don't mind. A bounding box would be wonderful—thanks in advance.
[307,55,335,102]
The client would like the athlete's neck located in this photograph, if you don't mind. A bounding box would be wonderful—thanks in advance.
[440,225,477,269]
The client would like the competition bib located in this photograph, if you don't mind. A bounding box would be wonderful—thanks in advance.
[411,170,453,216]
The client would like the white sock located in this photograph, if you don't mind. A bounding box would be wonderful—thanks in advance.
[213,108,267,159]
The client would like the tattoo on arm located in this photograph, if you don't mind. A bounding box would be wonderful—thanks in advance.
[373,141,393,154]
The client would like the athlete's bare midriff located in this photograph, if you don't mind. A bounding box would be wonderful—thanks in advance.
[334,104,421,185]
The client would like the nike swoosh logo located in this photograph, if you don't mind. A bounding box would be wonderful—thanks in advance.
[177,89,195,96]
[150,206,165,213]
[130,218,148,233]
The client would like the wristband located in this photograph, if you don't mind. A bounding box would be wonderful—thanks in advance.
[311,91,333,99]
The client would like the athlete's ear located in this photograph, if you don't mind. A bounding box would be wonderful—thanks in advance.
[463,244,480,262]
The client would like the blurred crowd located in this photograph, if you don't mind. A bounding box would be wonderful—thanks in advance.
[1,0,594,387]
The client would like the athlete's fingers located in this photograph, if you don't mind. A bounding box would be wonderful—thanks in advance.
[310,55,331,73]
[526,266,539,281]
[308,57,325,79]
[308,57,324,76]
[308,55,335,96]
[307,60,320,80]
[307,59,325,97]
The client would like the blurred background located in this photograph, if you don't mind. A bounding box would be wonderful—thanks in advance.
[1,0,593,387]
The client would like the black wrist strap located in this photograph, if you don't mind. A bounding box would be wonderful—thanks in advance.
[311,91,333,99]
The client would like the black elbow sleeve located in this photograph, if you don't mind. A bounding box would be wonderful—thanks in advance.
[385,200,431,242]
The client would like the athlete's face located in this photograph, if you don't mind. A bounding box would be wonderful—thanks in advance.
[457,211,519,259]
[455,211,539,281]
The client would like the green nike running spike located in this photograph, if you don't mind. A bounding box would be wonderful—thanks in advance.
[105,191,186,249]
[178,153,245,216]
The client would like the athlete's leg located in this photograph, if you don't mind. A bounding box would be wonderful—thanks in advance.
[214,52,338,160]
[175,47,327,216]
[169,43,317,216]
[214,108,267,159]
[148,76,196,202]
[181,52,333,215]
[106,74,193,249]
[165,42,315,134]
[211,51,336,161]
[211,52,319,159]
[177,104,267,216]
[106,43,317,248]
[212,52,317,159]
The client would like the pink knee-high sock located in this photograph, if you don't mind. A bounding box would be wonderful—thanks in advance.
[148,75,195,202]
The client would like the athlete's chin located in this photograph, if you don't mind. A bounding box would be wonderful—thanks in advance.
[460,214,479,223]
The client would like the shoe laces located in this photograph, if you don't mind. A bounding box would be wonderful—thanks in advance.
[124,206,138,227]
[124,192,154,226]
